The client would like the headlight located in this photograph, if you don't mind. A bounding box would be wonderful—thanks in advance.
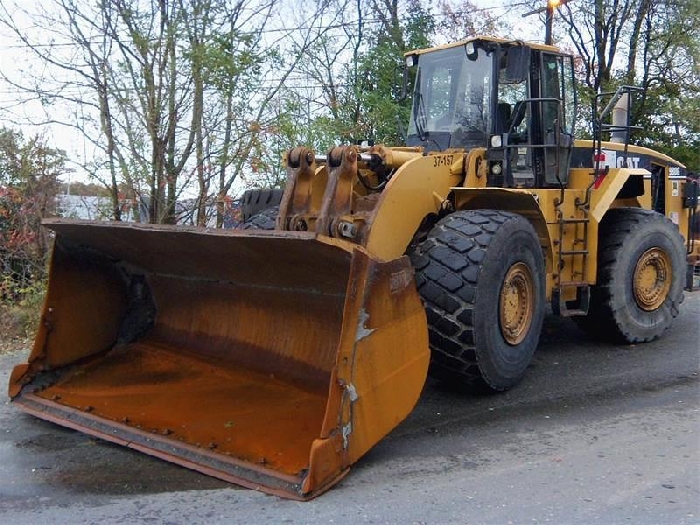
[491,163,503,175]
[490,135,503,148]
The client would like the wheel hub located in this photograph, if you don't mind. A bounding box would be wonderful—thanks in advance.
[499,262,534,345]
[633,247,672,311]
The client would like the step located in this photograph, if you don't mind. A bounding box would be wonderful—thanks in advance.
[552,284,590,317]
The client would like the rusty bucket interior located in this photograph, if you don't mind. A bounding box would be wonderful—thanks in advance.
[9,220,429,499]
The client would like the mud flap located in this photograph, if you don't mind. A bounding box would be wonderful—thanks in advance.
[9,219,429,499]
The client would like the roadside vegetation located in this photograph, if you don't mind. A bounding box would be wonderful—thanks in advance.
[0,0,694,225]
[0,128,66,351]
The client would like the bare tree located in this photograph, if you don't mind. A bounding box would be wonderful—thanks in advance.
[0,0,129,220]
[0,0,340,226]
[435,0,503,43]
[201,0,343,226]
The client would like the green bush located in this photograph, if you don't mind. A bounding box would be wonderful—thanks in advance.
[1,276,46,339]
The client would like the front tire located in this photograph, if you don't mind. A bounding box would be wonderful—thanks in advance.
[410,210,546,391]
[574,208,685,343]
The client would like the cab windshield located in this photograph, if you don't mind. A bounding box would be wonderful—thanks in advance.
[407,45,494,150]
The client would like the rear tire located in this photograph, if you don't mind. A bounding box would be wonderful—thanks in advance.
[574,208,685,343]
[410,210,545,391]
[239,206,279,230]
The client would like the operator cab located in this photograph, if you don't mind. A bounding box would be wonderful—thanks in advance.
[406,37,577,188]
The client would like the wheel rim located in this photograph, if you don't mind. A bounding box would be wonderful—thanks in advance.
[499,262,534,346]
[633,247,672,311]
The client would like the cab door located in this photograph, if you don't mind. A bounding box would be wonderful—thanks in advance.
[536,53,576,186]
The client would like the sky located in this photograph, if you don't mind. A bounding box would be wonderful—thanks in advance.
[0,0,547,189]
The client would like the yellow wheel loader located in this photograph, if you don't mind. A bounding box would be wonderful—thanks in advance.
[9,37,700,499]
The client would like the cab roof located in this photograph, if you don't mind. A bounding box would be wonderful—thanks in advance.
[405,35,561,57]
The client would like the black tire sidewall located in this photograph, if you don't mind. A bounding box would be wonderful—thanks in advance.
[473,216,546,389]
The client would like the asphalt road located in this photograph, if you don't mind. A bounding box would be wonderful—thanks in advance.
[1,292,698,524]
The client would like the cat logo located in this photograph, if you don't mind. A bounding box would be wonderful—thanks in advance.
[601,149,641,169]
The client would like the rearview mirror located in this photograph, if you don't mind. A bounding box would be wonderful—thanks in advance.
[504,46,529,83]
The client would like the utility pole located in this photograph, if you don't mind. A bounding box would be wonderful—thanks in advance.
[523,0,569,46]
[544,1,556,45]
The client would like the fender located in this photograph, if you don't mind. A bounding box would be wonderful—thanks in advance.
[364,153,464,260]
[451,188,554,272]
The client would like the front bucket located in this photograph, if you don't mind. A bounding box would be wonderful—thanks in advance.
[9,219,429,499]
